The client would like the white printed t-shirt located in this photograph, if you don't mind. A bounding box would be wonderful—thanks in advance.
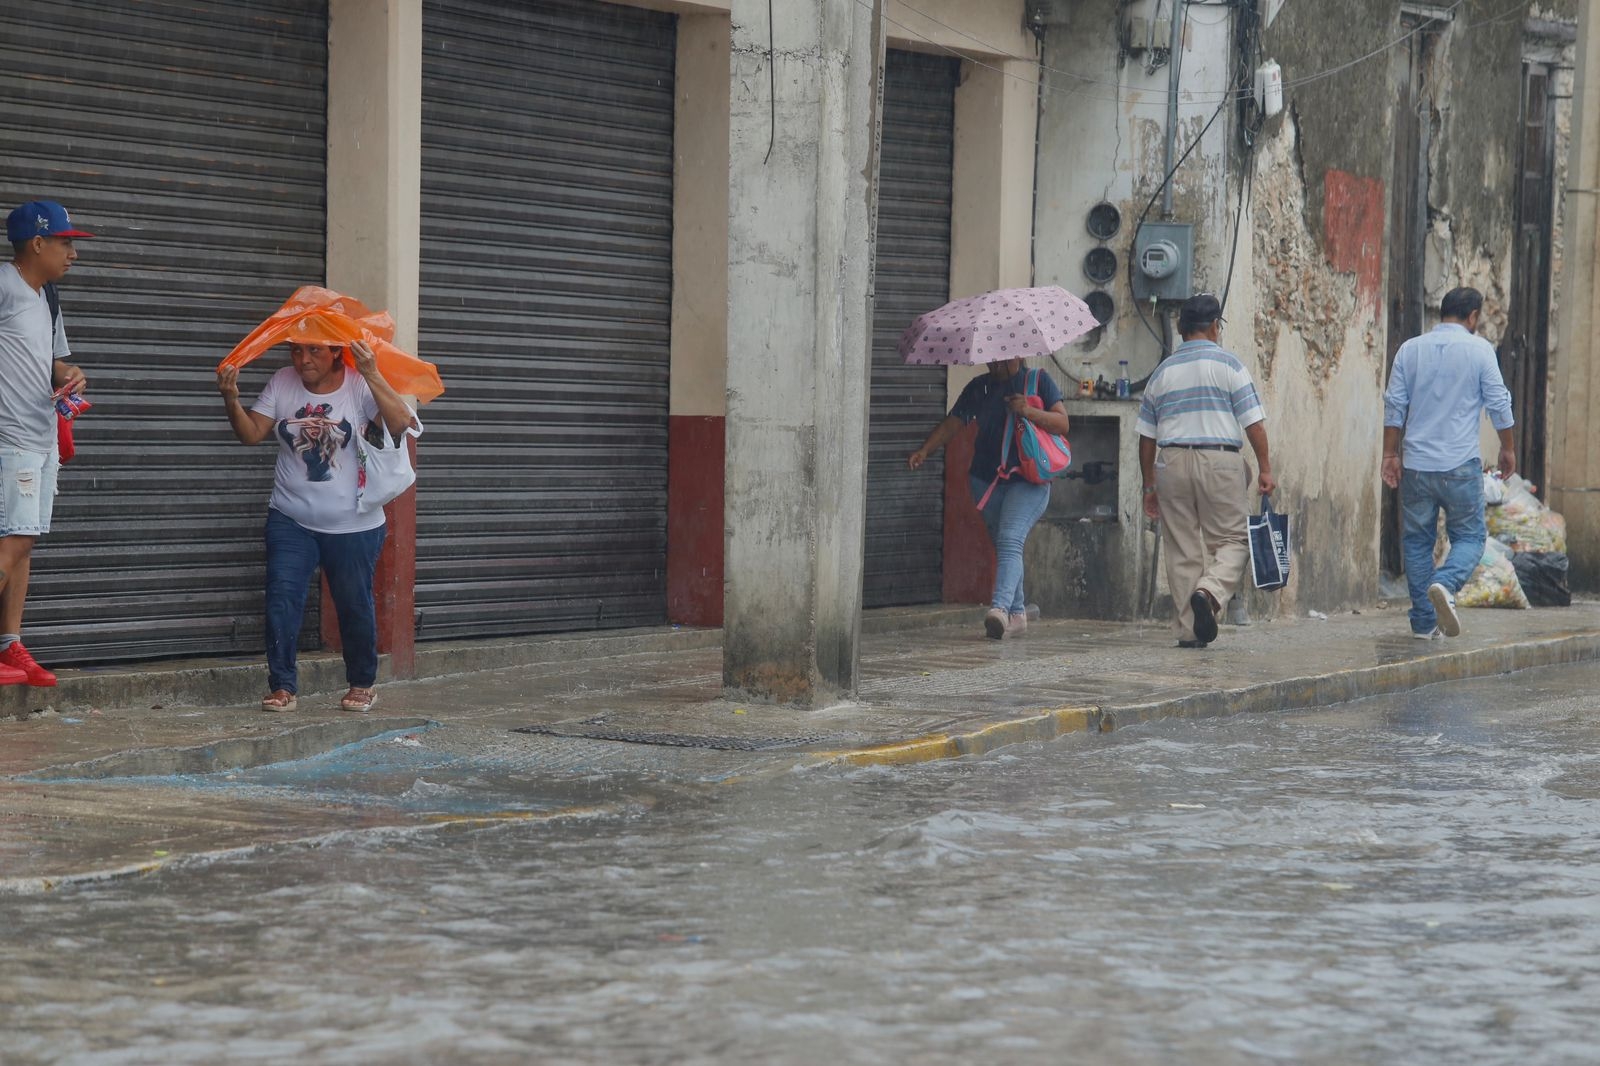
[252,365,384,534]
[0,262,71,452]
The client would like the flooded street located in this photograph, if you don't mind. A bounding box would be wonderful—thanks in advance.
[8,663,1600,1065]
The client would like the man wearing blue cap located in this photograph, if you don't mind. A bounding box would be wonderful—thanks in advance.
[0,200,92,686]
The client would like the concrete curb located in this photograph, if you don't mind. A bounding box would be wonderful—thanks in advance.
[2,625,725,718]
[806,631,1600,771]
[1,606,978,719]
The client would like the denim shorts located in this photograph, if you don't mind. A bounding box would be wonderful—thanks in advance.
[0,448,60,537]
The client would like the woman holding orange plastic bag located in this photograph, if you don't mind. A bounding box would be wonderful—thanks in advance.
[218,290,435,714]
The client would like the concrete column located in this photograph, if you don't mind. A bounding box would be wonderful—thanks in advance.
[667,13,732,628]
[324,0,423,676]
[1551,0,1600,590]
[723,0,882,703]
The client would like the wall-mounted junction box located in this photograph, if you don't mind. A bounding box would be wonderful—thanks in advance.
[1125,16,1172,54]
[1131,222,1193,302]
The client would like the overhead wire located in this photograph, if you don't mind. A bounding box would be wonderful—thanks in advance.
[858,0,1525,109]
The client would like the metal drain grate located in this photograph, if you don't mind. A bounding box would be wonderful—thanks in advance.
[512,724,843,752]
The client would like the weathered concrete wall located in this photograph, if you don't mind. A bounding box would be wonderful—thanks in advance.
[1035,0,1238,386]
[1247,0,1393,616]
[723,0,877,702]
[1034,0,1568,621]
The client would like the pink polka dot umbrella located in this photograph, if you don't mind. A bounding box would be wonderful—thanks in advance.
[896,286,1099,366]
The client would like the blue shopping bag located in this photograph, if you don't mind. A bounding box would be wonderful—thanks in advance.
[1249,494,1291,591]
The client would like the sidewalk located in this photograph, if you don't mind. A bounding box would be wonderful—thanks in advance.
[5,601,1599,891]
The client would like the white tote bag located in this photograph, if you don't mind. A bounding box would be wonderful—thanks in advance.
[356,410,423,515]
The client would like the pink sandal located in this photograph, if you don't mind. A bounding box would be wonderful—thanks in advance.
[340,687,377,712]
[261,689,297,712]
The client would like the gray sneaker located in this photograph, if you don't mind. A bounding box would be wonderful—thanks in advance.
[984,608,1008,640]
[1427,583,1460,637]
[1411,627,1443,640]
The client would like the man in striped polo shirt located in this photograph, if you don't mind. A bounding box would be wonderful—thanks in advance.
[1137,294,1276,648]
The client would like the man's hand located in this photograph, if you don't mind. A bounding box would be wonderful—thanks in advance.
[1497,447,1517,479]
[908,449,928,471]
[1258,467,1278,496]
[351,340,380,379]
[53,362,87,396]
[217,364,241,402]
[1381,455,1401,490]
[1143,487,1160,521]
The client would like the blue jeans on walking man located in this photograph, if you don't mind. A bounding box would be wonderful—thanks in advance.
[1400,459,1485,635]
[264,508,387,695]
[970,476,1051,612]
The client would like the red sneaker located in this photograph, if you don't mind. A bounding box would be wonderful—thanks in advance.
[0,642,56,687]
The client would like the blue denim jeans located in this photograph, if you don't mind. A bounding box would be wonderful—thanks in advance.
[265,508,387,694]
[1401,460,1485,634]
[970,476,1051,612]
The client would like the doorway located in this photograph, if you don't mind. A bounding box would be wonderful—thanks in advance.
[1501,62,1557,499]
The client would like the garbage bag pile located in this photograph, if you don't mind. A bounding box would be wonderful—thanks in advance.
[1456,536,1530,609]
[1486,474,1566,552]
[1474,473,1572,608]
[1512,550,1572,607]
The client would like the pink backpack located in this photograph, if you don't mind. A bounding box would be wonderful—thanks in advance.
[977,368,1073,510]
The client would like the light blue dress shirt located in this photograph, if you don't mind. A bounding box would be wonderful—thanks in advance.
[1383,323,1514,472]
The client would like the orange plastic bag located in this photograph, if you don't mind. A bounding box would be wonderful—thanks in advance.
[218,286,444,403]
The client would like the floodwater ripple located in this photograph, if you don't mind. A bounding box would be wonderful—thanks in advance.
[7,665,1600,1064]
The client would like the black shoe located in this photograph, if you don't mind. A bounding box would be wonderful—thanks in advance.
[1177,639,1208,649]
[1189,590,1219,644]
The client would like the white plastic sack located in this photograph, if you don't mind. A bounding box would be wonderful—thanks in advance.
[1486,473,1566,552]
[1457,536,1530,609]
[356,409,422,514]
[1483,471,1505,506]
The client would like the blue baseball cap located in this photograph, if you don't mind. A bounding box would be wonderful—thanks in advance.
[6,200,95,242]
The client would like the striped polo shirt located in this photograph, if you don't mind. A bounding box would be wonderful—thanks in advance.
[1135,340,1266,447]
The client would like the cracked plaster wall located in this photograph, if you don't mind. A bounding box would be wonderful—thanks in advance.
[1034,0,1572,620]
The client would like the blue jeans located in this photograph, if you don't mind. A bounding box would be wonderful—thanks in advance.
[265,508,387,694]
[970,476,1051,612]
[1401,460,1485,634]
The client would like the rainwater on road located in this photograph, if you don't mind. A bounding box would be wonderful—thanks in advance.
[7,662,1600,1065]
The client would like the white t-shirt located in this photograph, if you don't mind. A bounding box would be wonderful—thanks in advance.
[252,366,384,534]
[0,263,71,453]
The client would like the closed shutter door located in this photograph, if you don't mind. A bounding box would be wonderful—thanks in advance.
[417,0,675,642]
[0,0,328,664]
[864,50,958,608]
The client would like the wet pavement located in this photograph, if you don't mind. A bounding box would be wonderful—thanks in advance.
[4,603,1600,888]
[5,659,1600,1064]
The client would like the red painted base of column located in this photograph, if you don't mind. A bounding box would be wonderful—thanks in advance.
[942,422,994,604]
[319,442,417,680]
[667,415,725,627]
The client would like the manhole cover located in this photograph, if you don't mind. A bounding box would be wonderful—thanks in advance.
[512,724,843,752]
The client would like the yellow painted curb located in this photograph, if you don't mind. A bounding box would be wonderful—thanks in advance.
[809,705,1099,770]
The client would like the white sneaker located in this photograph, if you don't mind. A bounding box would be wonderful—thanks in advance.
[1427,583,1461,637]
[1411,627,1443,640]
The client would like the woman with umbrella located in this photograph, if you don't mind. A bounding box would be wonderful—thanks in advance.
[903,288,1093,640]
[217,288,442,713]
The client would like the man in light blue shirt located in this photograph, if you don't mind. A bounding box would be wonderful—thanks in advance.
[1381,286,1515,639]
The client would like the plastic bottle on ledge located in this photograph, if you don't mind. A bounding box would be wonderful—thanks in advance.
[1079,361,1093,398]
[1115,360,1130,399]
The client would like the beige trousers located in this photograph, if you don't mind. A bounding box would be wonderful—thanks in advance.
[1154,447,1251,640]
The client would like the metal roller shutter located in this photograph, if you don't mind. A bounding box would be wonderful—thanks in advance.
[864,50,958,609]
[0,0,328,664]
[417,0,675,642]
